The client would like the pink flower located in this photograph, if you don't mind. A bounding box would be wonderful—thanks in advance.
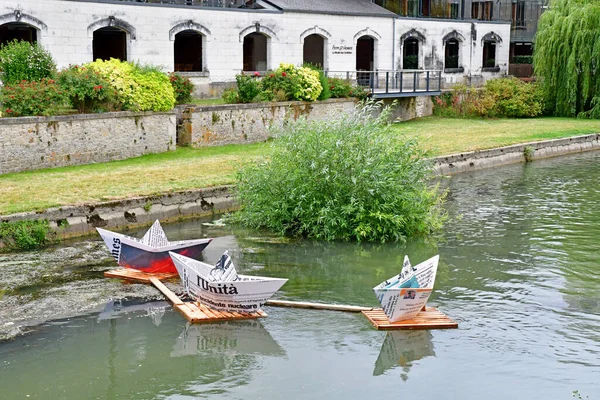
[253,71,260,77]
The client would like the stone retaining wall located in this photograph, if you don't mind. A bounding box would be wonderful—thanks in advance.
[179,99,357,147]
[0,111,177,174]
[434,133,600,175]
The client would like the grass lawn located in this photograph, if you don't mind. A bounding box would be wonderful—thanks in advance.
[1,116,599,215]
[393,116,600,156]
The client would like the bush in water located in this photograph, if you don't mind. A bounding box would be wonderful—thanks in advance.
[233,101,446,242]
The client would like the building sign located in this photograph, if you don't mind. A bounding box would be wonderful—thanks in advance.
[332,45,353,54]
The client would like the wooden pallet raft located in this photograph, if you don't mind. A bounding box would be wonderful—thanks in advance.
[103,268,267,324]
[362,307,458,330]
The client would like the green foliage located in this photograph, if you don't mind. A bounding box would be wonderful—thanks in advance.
[524,146,535,162]
[534,0,600,117]
[87,59,175,111]
[0,78,66,117]
[56,65,117,113]
[0,220,53,251]
[403,55,419,69]
[222,87,240,104]
[317,70,331,101]
[169,72,194,104]
[511,55,533,64]
[433,78,543,118]
[327,77,354,98]
[236,72,261,103]
[0,40,56,84]
[233,101,446,242]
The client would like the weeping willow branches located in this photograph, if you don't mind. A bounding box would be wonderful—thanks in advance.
[534,0,600,117]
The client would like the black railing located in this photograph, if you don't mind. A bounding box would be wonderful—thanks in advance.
[326,70,443,98]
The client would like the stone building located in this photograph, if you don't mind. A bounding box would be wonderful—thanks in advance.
[0,0,510,96]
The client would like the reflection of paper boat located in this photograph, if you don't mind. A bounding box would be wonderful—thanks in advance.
[169,252,288,313]
[170,320,286,357]
[373,255,439,322]
[97,220,212,273]
[373,330,435,376]
[97,299,170,326]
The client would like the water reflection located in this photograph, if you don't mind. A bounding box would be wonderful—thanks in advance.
[97,299,170,326]
[171,320,286,358]
[373,330,435,379]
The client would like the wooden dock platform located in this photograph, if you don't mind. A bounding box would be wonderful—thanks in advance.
[104,268,178,283]
[362,307,458,330]
[103,268,267,323]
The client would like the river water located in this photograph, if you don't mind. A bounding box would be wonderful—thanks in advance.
[1,151,599,399]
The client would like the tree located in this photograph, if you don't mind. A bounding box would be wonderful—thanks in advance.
[534,0,600,117]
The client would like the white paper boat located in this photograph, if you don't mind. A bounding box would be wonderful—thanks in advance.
[169,251,288,313]
[373,255,439,322]
[97,220,212,273]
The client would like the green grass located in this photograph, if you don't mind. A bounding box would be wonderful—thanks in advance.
[1,116,599,215]
[190,98,225,106]
[393,116,600,156]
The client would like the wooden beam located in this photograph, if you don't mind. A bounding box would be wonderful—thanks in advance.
[265,299,374,313]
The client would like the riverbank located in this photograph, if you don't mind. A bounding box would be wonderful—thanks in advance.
[2,130,599,243]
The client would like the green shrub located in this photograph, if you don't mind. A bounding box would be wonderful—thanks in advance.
[403,55,418,69]
[169,72,194,104]
[484,77,543,117]
[328,77,354,98]
[131,65,176,111]
[277,63,322,101]
[511,55,533,64]
[0,220,53,251]
[222,88,240,104]
[87,59,175,111]
[0,40,56,84]
[236,72,261,103]
[0,78,66,117]
[56,65,117,113]
[317,70,331,101]
[234,101,446,242]
[433,79,543,118]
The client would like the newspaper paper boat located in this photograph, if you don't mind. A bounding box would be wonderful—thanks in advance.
[373,254,439,322]
[170,251,288,313]
[97,220,212,273]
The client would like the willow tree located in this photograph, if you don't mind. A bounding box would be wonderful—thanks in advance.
[534,0,600,117]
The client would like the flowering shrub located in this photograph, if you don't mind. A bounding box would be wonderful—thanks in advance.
[235,73,261,103]
[56,65,117,113]
[169,73,194,104]
[87,59,175,111]
[0,79,66,117]
[0,40,56,84]
[276,63,322,101]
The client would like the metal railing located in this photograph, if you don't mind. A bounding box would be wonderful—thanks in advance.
[325,70,443,97]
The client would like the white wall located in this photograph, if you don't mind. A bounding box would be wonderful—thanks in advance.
[1,1,510,93]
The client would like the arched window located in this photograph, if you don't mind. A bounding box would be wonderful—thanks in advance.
[174,30,204,72]
[356,36,375,71]
[483,40,496,68]
[243,32,268,72]
[93,27,127,61]
[0,22,37,46]
[303,34,325,69]
[445,39,459,69]
[403,38,419,69]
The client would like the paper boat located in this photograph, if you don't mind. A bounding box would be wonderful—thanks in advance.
[97,220,212,273]
[373,255,439,322]
[169,251,288,313]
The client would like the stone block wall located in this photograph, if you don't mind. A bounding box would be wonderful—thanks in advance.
[179,99,357,147]
[0,111,176,175]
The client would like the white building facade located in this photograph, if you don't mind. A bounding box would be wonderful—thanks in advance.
[0,0,510,96]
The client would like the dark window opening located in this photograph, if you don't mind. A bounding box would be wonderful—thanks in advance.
[174,30,203,72]
[512,1,526,27]
[243,32,267,72]
[93,27,127,61]
[303,34,324,69]
[403,38,419,69]
[422,0,431,16]
[472,1,493,20]
[445,39,459,69]
[0,22,37,46]
[356,36,375,71]
[483,41,496,68]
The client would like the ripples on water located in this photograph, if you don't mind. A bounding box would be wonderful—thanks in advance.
[0,152,599,398]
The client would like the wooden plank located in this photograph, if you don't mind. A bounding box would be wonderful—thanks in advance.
[362,307,458,330]
[149,277,184,305]
[104,268,178,283]
[266,299,373,313]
